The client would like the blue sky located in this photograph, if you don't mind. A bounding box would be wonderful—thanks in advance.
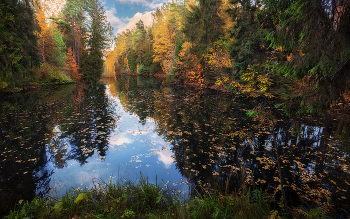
[101,0,169,36]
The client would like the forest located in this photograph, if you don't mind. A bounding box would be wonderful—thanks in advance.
[0,0,112,88]
[1,1,350,217]
[105,0,350,114]
[1,0,350,114]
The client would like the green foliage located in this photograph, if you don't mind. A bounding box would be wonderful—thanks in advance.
[138,64,151,76]
[35,63,73,85]
[132,20,147,65]
[4,172,327,219]
[127,49,138,74]
[74,193,88,204]
[266,0,350,112]
[59,0,87,66]
[81,49,104,83]
[175,38,184,59]
[183,0,225,81]
[0,0,41,90]
[4,179,275,219]
[246,110,258,118]
[5,197,48,219]
[226,0,273,76]
[80,0,113,82]
[183,0,224,50]
[50,25,67,67]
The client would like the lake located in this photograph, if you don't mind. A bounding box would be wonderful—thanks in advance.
[1,75,349,217]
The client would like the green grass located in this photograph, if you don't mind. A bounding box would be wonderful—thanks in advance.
[4,177,327,219]
[35,63,74,86]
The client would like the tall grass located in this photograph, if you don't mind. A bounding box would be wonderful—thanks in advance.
[5,176,327,219]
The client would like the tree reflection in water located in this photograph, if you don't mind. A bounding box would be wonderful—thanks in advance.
[110,75,350,217]
[0,83,117,216]
[0,76,349,217]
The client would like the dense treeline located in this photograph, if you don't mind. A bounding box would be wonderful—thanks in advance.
[105,0,350,113]
[0,0,112,92]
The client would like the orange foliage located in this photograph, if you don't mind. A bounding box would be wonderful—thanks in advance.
[220,0,236,43]
[35,0,51,63]
[66,48,82,81]
[35,0,66,65]
[175,42,204,84]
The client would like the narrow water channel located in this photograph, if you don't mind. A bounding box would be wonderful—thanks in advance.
[1,75,349,217]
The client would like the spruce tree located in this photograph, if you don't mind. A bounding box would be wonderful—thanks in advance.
[267,0,350,112]
[81,0,113,82]
[226,0,274,77]
[183,0,225,82]
[0,0,40,89]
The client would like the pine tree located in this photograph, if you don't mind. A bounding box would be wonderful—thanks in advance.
[60,0,86,67]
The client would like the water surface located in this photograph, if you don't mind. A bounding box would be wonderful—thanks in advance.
[1,75,349,217]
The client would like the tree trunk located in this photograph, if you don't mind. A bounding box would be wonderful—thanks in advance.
[72,15,77,62]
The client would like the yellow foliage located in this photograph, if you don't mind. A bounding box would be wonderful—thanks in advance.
[241,69,272,96]
[220,0,236,42]
[152,6,176,75]
[204,45,232,69]
[104,49,117,78]
[176,42,204,84]
[124,56,129,72]
[74,193,88,204]
[216,65,273,98]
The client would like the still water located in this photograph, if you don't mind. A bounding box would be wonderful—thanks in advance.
[1,75,350,217]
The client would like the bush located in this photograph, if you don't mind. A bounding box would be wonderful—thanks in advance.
[138,64,151,76]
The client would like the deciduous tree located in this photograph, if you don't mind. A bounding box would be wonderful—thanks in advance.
[67,47,82,81]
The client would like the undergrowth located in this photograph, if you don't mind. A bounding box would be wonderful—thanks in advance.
[5,176,327,219]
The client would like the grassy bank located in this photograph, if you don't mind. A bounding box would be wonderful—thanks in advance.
[0,63,74,94]
[4,177,328,219]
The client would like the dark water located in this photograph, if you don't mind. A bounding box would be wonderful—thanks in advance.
[1,75,349,217]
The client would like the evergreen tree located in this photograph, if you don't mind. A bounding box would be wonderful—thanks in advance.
[127,48,137,74]
[0,0,40,89]
[183,0,225,82]
[81,0,113,82]
[267,0,350,112]
[226,0,274,76]
[132,20,147,65]
[183,0,224,50]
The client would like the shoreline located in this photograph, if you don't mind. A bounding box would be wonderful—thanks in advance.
[3,179,330,219]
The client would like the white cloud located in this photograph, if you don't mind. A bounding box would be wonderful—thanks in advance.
[109,132,134,146]
[157,146,174,169]
[117,11,153,34]
[105,7,154,36]
[115,0,164,9]
[106,8,127,29]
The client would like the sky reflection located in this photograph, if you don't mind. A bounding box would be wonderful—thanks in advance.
[47,84,185,198]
